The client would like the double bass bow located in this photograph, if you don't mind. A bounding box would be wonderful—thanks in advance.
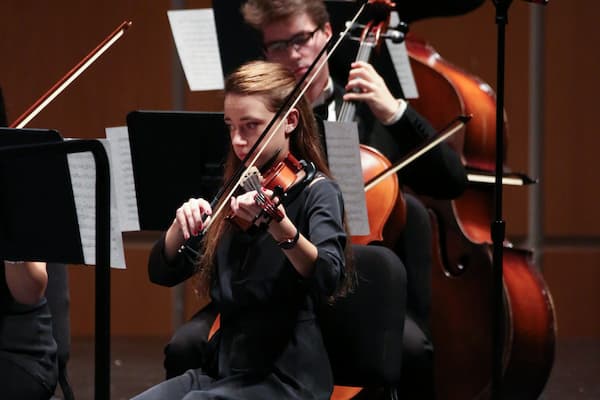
[10,20,132,129]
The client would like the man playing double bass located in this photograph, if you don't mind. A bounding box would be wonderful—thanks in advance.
[161,0,467,398]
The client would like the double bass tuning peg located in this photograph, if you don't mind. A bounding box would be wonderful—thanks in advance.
[342,20,408,44]
[383,26,407,44]
[385,19,409,43]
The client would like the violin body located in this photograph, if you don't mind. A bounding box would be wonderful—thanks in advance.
[405,35,556,398]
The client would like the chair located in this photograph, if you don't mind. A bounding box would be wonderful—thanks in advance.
[319,244,407,400]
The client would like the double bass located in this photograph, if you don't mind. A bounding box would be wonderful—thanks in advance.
[405,35,556,398]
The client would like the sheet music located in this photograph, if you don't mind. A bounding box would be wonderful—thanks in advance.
[167,8,224,91]
[386,11,419,99]
[323,121,370,236]
[105,126,140,232]
[67,140,126,269]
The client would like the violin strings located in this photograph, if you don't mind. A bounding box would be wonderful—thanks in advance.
[241,167,262,193]
[239,167,285,222]
[339,29,374,123]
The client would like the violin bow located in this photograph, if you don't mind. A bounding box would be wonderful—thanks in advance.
[364,114,472,191]
[10,20,132,129]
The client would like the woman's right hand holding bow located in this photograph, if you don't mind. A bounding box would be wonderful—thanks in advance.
[164,198,212,260]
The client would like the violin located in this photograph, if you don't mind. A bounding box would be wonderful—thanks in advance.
[405,34,556,399]
[228,152,316,232]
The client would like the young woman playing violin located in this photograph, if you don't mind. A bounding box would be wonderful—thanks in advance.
[239,1,467,398]
[136,60,353,400]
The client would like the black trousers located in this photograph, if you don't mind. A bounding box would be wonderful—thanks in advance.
[395,193,433,336]
[164,302,218,379]
[0,358,53,400]
[393,193,435,398]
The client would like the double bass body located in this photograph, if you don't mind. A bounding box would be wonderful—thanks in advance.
[405,35,557,399]
[425,195,556,399]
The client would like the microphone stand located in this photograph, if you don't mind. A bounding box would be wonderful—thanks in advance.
[490,1,547,398]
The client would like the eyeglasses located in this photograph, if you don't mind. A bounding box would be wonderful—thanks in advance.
[263,27,321,55]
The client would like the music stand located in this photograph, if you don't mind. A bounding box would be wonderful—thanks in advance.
[490,1,548,397]
[0,128,111,400]
[126,110,228,231]
[0,129,82,260]
[212,1,262,75]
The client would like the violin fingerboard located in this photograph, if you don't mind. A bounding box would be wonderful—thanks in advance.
[240,167,262,192]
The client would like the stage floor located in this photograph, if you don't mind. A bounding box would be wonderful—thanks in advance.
[59,336,599,400]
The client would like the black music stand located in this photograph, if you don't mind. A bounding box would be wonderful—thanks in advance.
[490,1,548,398]
[0,128,111,400]
[126,110,228,231]
[212,1,262,76]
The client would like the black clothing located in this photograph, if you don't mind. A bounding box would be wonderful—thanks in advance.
[164,303,219,380]
[400,317,435,398]
[45,262,74,400]
[0,358,53,400]
[140,175,347,399]
[161,244,418,376]
[397,194,433,335]
[0,261,58,400]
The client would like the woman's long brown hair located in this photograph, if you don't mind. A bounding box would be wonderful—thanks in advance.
[194,60,354,299]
